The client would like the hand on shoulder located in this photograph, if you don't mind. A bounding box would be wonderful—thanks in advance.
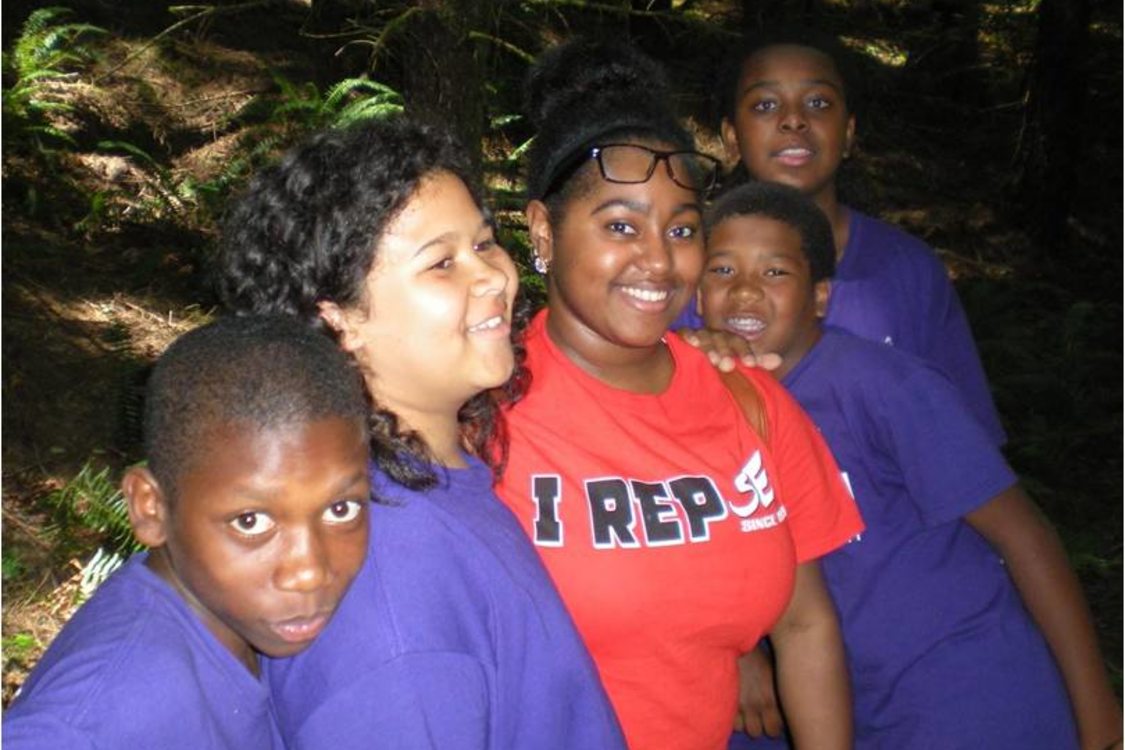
[676,328,782,373]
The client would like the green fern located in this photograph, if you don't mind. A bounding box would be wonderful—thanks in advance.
[185,130,286,216]
[243,73,404,131]
[46,462,142,558]
[96,139,196,221]
[2,7,105,152]
[8,7,104,80]
[45,461,144,598]
[325,78,404,127]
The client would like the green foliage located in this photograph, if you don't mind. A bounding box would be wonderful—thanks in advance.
[46,462,143,557]
[2,631,44,689]
[43,462,143,597]
[2,548,28,583]
[1,634,40,663]
[241,73,404,131]
[183,131,289,219]
[966,280,1119,461]
[8,7,104,77]
[96,139,190,219]
[88,137,267,230]
[74,189,111,235]
[188,73,407,218]
[960,276,1121,574]
[2,7,105,152]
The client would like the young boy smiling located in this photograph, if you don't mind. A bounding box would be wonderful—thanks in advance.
[3,315,372,749]
[698,182,1121,749]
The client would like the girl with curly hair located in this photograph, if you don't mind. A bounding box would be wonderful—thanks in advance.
[217,117,624,750]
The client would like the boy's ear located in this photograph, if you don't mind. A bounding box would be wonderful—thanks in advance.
[123,466,169,548]
[814,280,831,317]
[525,200,554,268]
[317,301,365,354]
[719,118,741,164]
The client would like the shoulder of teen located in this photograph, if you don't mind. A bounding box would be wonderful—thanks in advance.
[4,583,229,748]
[737,365,862,560]
[864,345,1015,525]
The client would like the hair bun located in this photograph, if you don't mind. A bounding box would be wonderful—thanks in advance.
[523,38,693,201]
[524,37,670,128]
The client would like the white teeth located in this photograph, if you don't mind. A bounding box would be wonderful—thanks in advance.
[778,147,812,156]
[727,316,766,333]
[468,315,503,332]
[621,287,670,302]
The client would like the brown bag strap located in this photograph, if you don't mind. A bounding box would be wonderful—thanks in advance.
[718,369,769,442]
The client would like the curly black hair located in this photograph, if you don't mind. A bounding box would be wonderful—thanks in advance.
[705,181,836,283]
[145,315,369,502]
[215,118,529,491]
[524,37,698,216]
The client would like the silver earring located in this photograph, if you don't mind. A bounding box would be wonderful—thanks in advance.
[533,253,549,275]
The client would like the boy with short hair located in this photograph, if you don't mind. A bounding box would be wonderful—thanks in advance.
[675,28,1005,446]
[3,315,372,749]
[698,181,1121,749]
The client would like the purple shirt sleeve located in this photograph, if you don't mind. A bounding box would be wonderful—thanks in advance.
[876,362,1016,525]
[914,262,1006,446]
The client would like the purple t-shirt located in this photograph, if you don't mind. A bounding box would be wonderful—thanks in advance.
[731,328,1075,749]
[3,554,284,750]
[676,208,1005,444]
[264,456,625,750]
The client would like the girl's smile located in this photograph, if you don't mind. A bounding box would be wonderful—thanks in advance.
[321,170,519,462]
[527,141,704,387]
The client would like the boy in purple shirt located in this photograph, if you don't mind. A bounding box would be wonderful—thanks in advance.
[675,28,1004,445]
[698,181,1121,750]
[3,316,372,749]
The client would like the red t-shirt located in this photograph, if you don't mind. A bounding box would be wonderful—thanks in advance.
[496,311,862,750]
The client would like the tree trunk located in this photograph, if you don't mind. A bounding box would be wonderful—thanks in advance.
[399,1,492,177]
[738,0,820,30]
[1016,0,1091,256]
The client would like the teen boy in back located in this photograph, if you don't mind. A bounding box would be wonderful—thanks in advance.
[698,182,1121,749]
[3,315,372,749]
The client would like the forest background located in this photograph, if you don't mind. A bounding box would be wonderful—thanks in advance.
[2,0,1120,704]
